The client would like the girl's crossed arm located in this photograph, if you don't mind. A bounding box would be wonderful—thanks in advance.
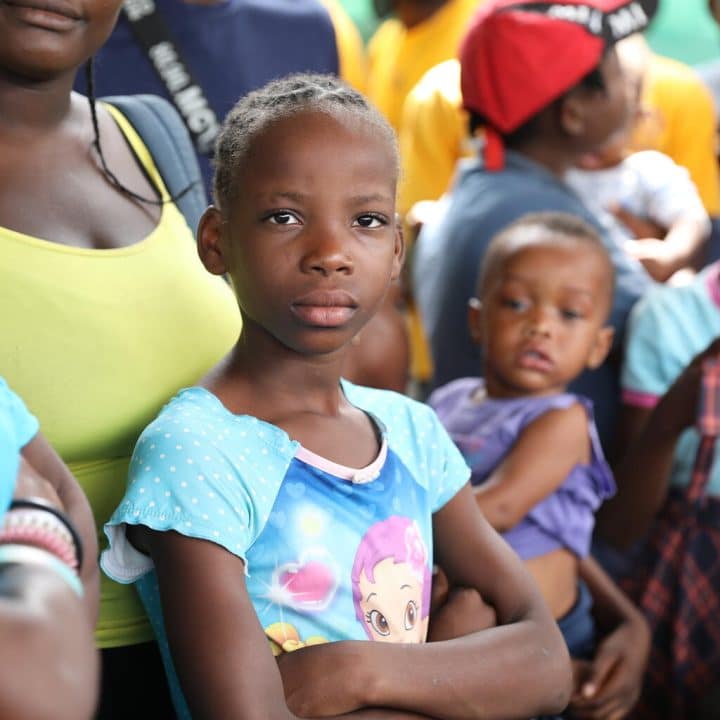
[139,526,431,720]
[276,484,572,720]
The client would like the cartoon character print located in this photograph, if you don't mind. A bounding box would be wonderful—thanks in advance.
[351,516,431,643]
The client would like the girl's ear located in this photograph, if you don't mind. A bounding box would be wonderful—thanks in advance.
[467,297,484,346]
[586,325,614,369]
[197,206,229,276]
[390,214,406,282]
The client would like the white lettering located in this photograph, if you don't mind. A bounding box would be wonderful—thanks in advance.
[123,0,155,22]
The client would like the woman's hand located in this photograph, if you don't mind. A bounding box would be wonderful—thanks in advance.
[569,611,650,720]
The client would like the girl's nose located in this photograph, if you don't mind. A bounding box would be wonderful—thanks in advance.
[300,226,354,276]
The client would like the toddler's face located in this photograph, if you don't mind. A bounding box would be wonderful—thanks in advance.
[204,109,402,359]
[472,238,613,398]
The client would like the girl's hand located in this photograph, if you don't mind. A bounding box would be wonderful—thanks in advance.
[277,641,368,717]
[568,612,650,720]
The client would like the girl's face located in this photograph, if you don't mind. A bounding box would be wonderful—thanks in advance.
[200,109,403,360]
[471,237,613,398]
[0,0,122,80]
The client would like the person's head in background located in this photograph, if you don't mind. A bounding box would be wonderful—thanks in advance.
[469,212,615,398]
[459,0,658,176]
[575,33,651,170]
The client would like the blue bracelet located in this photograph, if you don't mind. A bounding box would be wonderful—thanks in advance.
[0,544,84,598]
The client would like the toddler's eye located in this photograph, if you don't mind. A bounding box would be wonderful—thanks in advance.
[355,214,386,229]
[561,309,582,320]
[366,609,390,636]
[268,211,300,225]
[501,298,528,312]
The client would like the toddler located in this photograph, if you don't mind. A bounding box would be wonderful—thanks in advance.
[431,212,649,719]
[100,75,571,719]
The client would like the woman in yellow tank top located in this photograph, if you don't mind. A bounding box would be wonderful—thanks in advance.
[0,1,240,716]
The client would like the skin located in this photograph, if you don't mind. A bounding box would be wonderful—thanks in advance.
[0,0,162,252]
[599,336,720,549]
[466,231,649,718]
[130,108,572,720]
[0,455,100,720]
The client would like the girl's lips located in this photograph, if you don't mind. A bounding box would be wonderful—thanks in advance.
[2,0,82,30]
[291,290,358,328]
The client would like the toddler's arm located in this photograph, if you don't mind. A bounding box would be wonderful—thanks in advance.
[569,556,649,720]
[473,403,590,531]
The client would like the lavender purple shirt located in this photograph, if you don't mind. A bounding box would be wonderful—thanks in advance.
[429,378,615,560]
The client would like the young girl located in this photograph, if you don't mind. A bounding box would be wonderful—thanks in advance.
[101,74,571,719]
[430,212,650,719]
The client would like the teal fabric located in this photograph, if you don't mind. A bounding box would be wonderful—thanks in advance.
[103,380,470,718]
[645,0,720,66]
[0,377,40,516]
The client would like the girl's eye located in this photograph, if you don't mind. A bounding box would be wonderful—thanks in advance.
[366,609,390,636]
[355,214,386,229]
[404,600,418,630]
[268,211,300,226]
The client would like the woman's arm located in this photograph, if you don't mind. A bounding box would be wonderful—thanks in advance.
[599,337,720,548]
[0,560,99,720]
[20,432,100,622]
[474,404,589,531]
[278,485,572,720]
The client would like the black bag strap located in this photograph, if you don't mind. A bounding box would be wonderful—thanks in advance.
[121,0,221,156]
[102,94,208,234]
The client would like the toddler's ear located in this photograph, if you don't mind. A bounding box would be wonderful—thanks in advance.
[467,297,484,346]
[586,325,614,369]
[197,206,229,276]
[390,214,406,282]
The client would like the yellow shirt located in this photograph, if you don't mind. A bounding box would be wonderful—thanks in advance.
[0,104,241,648]
[321,0,368,93]
[398,58,472,216]
[367,0,480,132]
[632,53,720,215]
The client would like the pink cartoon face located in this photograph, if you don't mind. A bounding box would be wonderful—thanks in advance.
[351,516,431,643]
[357,556,428,643]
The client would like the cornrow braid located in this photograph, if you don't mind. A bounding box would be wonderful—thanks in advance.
[84,58,193,207]
[213,73,398,212]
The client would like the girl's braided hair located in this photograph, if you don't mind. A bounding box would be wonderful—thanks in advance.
[212,73,399,212]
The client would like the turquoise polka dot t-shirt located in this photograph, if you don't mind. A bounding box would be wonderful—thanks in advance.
[102,380,470,718]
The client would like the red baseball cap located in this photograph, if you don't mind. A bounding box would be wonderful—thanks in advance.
[460,0,657,168]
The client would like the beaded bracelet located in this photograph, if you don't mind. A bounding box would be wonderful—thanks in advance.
[0,544,84,598]
[4,498,84,571]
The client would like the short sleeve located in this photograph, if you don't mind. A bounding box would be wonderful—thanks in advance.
[102,390,295,583]
[621,286,690,407]
[0,376,39,450]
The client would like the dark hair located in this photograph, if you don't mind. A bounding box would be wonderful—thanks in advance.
[84,58,193,207]
[468,66,607,145]
[477,211,615,304]
[212,73,398,212]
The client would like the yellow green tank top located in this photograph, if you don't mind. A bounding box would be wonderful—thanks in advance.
[0,104,241,648]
